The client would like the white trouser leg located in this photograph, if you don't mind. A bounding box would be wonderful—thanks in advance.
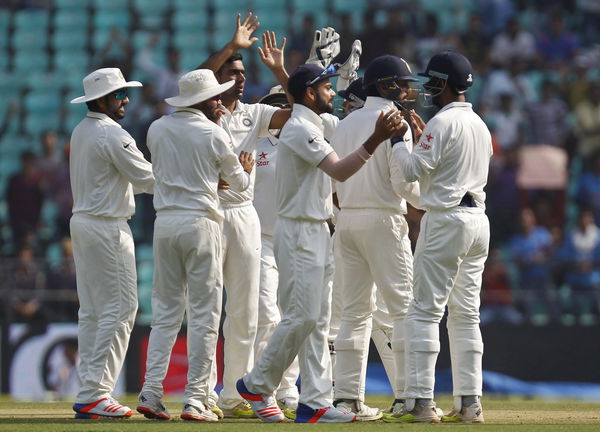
[255,235,299,403]
[246,219,333,408]
[142,216,223,408]
[447,216,488,397]
[404,209,489,400]
[219,205,261,409]
[371,290,397,398]
[71,215,138,403]
[334,211,413,402]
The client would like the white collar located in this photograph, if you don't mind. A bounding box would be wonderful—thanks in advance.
[364,96,396,110]
[86,111,122,128]
[292,103,324,131]
[437,101,472,115]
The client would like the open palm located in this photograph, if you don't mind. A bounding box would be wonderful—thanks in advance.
[258,31,286,70]
[231,12,260,50]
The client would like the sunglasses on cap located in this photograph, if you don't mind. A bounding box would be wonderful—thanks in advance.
[305,64,338,87]
[112,89,129,100]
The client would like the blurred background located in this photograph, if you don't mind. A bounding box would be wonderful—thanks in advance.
[0,0,599,402]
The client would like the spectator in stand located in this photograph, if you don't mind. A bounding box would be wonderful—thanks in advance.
[7,246,48,334]
[525,80,570,148]
[52,142,73,239]
[458,14,490,68]
[482,91,524,152]
[37,130,62,196]
[6,151,44,251]
[489,17,536,66]
[137,35,182,109]
[487,147,521,246]
[46,237,78,322]
[577,152,600,226]
[510,208,560,323]
[558,209,600,320]
[480,248,523,325]
[536,12,580,71]
[477,0,515,37]
[573,81,600,158]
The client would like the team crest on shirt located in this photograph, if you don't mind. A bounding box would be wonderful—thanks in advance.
[242,117,253,127]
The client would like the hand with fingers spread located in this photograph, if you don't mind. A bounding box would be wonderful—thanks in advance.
[229,12,260,51]
[258,31,287,72]
[372,109,407,143]
[306,27,340,68]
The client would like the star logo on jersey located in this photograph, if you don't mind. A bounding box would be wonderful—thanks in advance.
[426,133,433,142]
[258,152,267,159]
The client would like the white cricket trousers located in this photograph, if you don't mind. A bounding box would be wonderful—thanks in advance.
[329,237,396,398]
[333,209,413,401]
[245,217,334,408]
[254,234,300,402]
[141,213,223,408]
[70,214,138,403]
[218,204,261,409]
[404,207,489,400]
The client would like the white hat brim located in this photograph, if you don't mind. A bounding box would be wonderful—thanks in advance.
[164,80,235,107]
[70,81,143,104]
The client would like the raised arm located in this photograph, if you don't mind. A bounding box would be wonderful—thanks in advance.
[197,12,260,72]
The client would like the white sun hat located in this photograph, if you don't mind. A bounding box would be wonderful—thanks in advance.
[70,68,142,104]
[165,69,235,107]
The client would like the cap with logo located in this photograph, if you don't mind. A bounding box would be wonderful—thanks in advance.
[363,55,418,88]
[419,51,473,92]
[287,63,339,99]
[165,69,235,107]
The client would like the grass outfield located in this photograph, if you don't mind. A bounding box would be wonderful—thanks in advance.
[0,395,599,431]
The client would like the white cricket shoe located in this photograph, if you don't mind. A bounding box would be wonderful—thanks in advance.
[180,403,219,422]
[236,378,285,422]
[442,402,484,423]
[295,403,356,423]
[73,397,132,418]
[334,399,382,421]
[136,392,170,420]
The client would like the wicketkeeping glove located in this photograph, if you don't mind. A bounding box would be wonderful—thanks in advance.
[306,27,340,68]
[335,39,362,92]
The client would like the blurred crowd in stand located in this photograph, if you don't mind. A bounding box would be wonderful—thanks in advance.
[0,0,599,328]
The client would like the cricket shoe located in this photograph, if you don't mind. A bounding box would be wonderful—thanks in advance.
[277,398,297,420]
[221,401,258,418]
[207,402,224,419]
[180,403,219,422]
[136,392,170,420]
[295,403,357,423]
[235,378,285,422]
[333,399,382,421]
[73,397,132,418]
[442,402,484,423]
[383,399,444,417]
[382,400,441,423]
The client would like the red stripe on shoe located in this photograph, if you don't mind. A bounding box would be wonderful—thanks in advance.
[308,407,329,423]
[79,398,107,413]
[239,392,263,402]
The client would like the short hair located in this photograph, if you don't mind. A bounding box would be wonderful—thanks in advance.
[86,99,101,112]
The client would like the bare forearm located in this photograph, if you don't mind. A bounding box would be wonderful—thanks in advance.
[318,147,371,182]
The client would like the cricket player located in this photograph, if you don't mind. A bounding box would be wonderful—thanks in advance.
[252,87,300,420]
[197,14,292,418]
[331,56,422,421]
[136,69,254,422]
[237,63,405,423]
[69,68,154,419]
[390,51,492,423]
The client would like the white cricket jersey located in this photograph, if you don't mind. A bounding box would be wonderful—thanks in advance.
[70,111,154,218]
[332,97,420,213]
[253,136,278,236]
[218,100,278,205]
[147,108,251,222]
[393,102,492,211]
[276,104,335,222]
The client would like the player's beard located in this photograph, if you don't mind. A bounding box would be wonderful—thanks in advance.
[316,92,334,114]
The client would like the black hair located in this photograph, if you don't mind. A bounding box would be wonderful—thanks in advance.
[288,85,307,105]
[86,99,101,112]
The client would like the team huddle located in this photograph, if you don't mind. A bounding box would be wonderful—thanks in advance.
[67,13,492,424]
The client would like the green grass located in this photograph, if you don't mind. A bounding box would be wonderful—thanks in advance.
[0,395,599,431]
